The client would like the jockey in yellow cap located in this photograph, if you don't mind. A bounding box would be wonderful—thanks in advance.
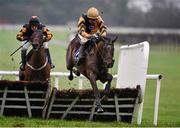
[76,7,107,65]
[16,16,55,70]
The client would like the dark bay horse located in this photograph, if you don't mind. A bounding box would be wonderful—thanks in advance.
[66,35,117,113]
[19,30,51,82]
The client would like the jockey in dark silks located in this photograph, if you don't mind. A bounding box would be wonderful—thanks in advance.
[16,16,55,70]
[76,7,107,65]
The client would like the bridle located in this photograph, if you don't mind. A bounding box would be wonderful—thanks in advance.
[30,31,44,51]
[27,30,48,70]
[97,37,114,68]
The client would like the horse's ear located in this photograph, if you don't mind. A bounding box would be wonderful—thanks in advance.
[112,36,118,44]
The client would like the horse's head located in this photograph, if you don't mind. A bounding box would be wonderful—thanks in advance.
[100,36,117,68]
[30,30,44,51]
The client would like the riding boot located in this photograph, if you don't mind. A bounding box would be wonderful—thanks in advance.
[20,50,27,71]
[77,44,86,66]
[45,48,55,69]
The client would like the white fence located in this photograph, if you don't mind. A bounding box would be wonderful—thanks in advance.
[0,71,161,89]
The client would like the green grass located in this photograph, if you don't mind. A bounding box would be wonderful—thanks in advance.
[0,116,134,127]
[143,50,180,126]
[0,29,180,127]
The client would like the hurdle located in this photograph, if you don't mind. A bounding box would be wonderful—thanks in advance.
[46,86,141,123]
[0,80,51,118]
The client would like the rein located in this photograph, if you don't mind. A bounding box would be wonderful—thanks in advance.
[26,57,48,71]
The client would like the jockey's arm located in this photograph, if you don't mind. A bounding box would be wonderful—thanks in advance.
[98,17,107,37]
[77,16,91,38]
[81,31,91,38]
[16,26,28,41]
[42,27,53,42]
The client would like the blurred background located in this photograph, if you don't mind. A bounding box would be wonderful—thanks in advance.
[1,0,180,45]
[1,0,180,28]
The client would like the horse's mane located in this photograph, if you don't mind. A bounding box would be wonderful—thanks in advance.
[101,36,111,42]
[33,29,42,33]
[31,30,43,37]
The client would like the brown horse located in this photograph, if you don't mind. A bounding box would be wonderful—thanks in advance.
[19,30,51,82]
[66,35,117,113]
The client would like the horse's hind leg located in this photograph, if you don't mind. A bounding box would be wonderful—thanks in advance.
[66,57,74,80]
[68,69,74,80]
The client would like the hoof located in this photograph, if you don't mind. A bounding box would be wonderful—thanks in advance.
[97,107,104,113]
[73,69,80,76]
[76,71,80,76]
[68,75,73,80]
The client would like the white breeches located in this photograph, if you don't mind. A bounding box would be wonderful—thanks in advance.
[78,34,88,44]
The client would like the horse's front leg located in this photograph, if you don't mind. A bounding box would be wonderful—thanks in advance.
[102,73,113,100]
[104,73,113,93]
[89,73,104,113]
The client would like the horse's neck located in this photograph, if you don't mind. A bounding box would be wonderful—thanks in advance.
[96,42,103,58]
[96,42,107,68]
[29,48,46,66]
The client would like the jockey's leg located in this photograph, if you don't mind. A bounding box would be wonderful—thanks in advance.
[77,40,94,66]
[44,42,55,69]
[20,50,27,70]
[20,41,30,70]
[77,44,86,66]
[45,48,55,69]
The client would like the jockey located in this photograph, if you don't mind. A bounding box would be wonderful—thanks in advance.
[16,16,55,70]
[77,7,107,65]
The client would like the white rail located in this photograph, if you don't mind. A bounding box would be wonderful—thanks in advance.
[0,71,84,89]
[0,70,162,126]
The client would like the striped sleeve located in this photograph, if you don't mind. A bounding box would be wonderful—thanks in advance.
[43,27,53,41]
[16,26,27,41]
[77,16,86,34]
[98,17,107,36]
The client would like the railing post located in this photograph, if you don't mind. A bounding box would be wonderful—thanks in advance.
[153,78,161,126]
[137,87,146,125]
[16,76,19,81]
[55,76,59,89]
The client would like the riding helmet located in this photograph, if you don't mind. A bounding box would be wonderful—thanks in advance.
[29,16,40,26]
[87,7,100,19]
